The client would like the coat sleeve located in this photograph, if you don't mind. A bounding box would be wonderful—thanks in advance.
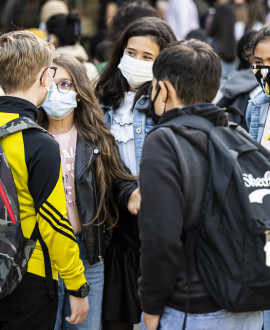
[138,128,185,315]
[27,132,86,290]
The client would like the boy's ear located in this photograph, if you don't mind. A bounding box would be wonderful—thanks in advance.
[158,80,168,103]
[40,69,50,88]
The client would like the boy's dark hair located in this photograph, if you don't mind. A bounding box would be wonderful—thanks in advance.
[153,39,221,105]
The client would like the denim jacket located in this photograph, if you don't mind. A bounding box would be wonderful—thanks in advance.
[104,95,155,175]
[246,89,270,142]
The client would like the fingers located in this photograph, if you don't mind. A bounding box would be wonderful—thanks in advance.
[65,310,87,325]
[67,296,89,325]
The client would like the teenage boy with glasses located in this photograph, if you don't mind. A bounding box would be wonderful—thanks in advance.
[0,30,89,329]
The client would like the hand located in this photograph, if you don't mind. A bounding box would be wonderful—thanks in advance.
[143,312,160,330]
[128,187,141,215]
[65,295,89,325]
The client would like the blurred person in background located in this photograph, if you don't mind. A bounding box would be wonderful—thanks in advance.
[90,0,159,63]
[166,0,200,40]
[39,0,69,32]
[186,28,208,41]
[106,0,160,43]
[93,40,113,74]
[0,0,41,31]
[215,30,260,131]
[263,0,270,24]
[207,4,238,78]
[230,0,265,41]
[96,16,176,330]
[199,0,227,33]
[38,54,140,330]
[46,11,99,83]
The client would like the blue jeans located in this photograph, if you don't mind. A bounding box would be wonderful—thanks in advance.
[54,233,104,330]
[264,310,270,329]
[141,307,263,330]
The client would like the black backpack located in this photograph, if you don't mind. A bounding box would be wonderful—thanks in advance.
[160,114,270,312]
[0,117,55,299]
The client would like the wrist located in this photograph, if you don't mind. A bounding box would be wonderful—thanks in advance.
[68,282,90,298]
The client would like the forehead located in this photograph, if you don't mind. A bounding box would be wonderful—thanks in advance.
[126,36,160,55]
[254,41,270,59]
[54,64,72,80]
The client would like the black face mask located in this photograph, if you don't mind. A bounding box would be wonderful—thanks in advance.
[150,83,168,125]
[253,64,270,97]
[150,85,161,125]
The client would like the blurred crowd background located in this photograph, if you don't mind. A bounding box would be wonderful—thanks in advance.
[1,0,270,85]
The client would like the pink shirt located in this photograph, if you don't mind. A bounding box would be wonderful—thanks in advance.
[53,125,82,233]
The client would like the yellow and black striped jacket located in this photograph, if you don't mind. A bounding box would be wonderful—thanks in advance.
[0,96,86,290]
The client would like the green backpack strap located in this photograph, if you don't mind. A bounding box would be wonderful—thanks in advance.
[0,117,48,138]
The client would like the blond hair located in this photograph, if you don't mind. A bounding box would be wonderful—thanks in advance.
[0,30,55,94]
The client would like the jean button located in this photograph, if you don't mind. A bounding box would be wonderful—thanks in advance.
[136,128,142,134]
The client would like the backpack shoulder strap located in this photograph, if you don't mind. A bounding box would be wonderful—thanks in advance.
[158,115,214,133]
[0,117,48,139]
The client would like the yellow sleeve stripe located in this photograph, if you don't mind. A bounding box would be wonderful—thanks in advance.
[38,209,77,243]
[40,205,73,234]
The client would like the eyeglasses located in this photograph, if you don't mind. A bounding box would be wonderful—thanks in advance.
[55,81,75,94]
[40,66,57,83]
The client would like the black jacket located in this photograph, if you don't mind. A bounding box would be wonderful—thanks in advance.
[75,137,137,265]
[138,104,228,315]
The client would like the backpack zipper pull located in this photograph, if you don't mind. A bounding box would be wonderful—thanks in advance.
[264,231,270,267]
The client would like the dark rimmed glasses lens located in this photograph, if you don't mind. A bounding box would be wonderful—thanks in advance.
[56,81,75,93]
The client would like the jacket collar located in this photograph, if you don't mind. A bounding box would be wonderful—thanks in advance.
[75,136,100,180]
[158,103,228,127]
[0,96,40,121]
[249,89,270,107]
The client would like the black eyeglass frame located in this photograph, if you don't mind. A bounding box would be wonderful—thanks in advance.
[39,66,57,82]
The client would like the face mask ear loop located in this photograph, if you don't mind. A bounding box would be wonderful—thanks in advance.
[152,85,161,104]
[163,83,169,113]
[44,71,54,92]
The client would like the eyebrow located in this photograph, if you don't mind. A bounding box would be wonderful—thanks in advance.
[127,47,154,56]
[57,78,73,82]
[253,56,270,61]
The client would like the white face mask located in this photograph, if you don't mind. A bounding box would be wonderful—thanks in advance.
[118,51,154,89]
[42,82,78,120]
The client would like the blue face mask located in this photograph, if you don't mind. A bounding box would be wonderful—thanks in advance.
[42,82,78,120]
[38,84,53,109]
